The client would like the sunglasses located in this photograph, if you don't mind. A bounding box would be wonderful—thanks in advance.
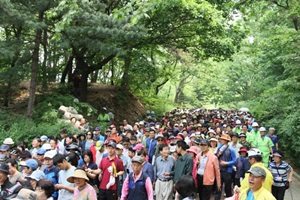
[157,139,164,142]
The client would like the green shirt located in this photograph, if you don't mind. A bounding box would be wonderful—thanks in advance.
[172,152,193,182]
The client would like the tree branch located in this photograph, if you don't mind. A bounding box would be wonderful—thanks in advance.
[271,0,289,9]
[88,54,115,73]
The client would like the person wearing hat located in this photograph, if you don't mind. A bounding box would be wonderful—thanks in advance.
[21,158,39,177]
[37,148,47,171]
[90,140,124,200]
[67,168,97,200]
[252,127,274,167]
[215,134,236,198]
[43,150,60,200]
[248,122,260,146]
[239,132,250,150]
[240,148,273,192]
[0,144,10,162]
[187,146,198,186]
[209,137,218,154]
[53,154,76,200]
[94,127,105,143]
[234,147,251,187]
[0,162,14,193]
[239,166,275,200]
[130,135,138,147]
[266,127,279,152]
[268,151,294,200]
[40,135,48,146]
[94,141,105,167]
[28,169,45,190]
[3,138,14,148]
[195,139,221,200]
[154,144,175,200]
[121,156,153,200]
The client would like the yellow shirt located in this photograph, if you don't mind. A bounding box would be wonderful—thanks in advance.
[240,162,273,192]
[239,186,276,200]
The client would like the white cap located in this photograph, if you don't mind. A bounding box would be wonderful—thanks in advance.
[252,122,259,127]
[44,150,57,159]
[116,144,123,150]
[248,148,261,157]
[182,119,187,123]
[41,143,51,151]
[236,120,241,125]
[259,127,266,132]
[269,127,275,131]
[40,135,48,142]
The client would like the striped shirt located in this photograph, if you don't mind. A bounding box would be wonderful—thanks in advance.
[268,161,291,187]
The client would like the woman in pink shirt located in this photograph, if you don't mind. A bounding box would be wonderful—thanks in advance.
[187,146,199,186]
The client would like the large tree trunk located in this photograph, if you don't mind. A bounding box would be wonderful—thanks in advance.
[174,78,185,104]
[26,11,43,120]
[61,55,73,83]
[120,56,131,90]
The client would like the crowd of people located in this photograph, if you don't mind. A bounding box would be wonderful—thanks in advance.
[0,108,294,200]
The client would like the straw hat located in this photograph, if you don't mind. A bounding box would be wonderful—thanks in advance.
[219,134,231,142]
[67,169,89,183]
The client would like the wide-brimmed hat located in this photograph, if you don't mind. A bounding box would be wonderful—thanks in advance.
[3,138,14,145]
[187,146,198,155]
[219,134,231,142]
[67,169,89,183]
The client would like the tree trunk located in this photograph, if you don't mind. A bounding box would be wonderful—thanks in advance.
[91,70,99,83]
[110,58,114,85]
[41,28,48,90]
[80,70,89,101]
[61,55,73,83]
[155,78,169,95]
[26,11,43,120]
[174,78,185,104]
[120,56,131,90]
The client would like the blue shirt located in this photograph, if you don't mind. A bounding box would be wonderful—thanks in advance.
[246,189,254,200]
[142,161,155,182]
[268,161,291,187]
[266,134,278,151]
[155,156,175,180]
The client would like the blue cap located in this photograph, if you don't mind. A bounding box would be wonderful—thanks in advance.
[0,144,9,152]
[95,127,101,131]
[37,148,46,155]
[25,159,38,170]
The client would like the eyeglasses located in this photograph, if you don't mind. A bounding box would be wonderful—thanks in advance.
[157,139,163,142]
[200,144,208,146]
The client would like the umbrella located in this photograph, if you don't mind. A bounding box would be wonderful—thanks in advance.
[239,107,250,112]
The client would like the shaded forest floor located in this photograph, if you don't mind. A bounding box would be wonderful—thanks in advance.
[5,81,146,124]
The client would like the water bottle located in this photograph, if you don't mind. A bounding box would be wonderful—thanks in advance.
[6,182,22,194]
